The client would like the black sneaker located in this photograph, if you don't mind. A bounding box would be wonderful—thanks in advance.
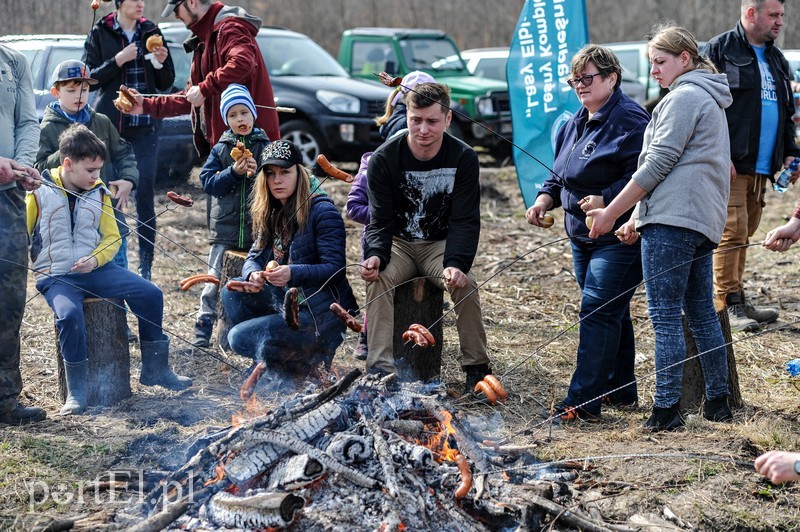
[464,363,491,395]
[645,404,684,432]
[192,318,213,348]
[703,396,733,422]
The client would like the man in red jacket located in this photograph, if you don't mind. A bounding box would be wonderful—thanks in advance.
[126,0,280,158]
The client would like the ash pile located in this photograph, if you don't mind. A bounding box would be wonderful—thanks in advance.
[118,370,575,531]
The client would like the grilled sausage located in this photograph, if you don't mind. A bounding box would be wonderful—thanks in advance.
[378,71,403,87]
[454,454,473,500]
[407,323,435,346]
[239,361,267,401]
[330,302,363,333]
[316,154,354,183]
[225,280,262,293]
[166,191,193,207]
[401,329,429,348]
[481,374,507,403]
[180,274,220,291]
[284,287,300,330]
[473,381,498,405]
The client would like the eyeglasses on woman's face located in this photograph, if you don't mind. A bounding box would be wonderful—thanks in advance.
[567,72,603,88]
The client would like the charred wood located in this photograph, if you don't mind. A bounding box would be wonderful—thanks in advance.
[240,429,380,489]
[325,432,373,463]
[203,490,304,529]
[364,417,400,497]
[266,454,325,490]
[127,495,192,532]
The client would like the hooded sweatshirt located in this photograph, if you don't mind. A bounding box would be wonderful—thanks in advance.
[633,69,733,244]
[142,2,280,157]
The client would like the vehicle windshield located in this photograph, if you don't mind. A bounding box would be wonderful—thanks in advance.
[259,35,348,77]
[400,38,467,73]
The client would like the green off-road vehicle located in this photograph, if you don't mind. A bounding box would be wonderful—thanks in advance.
[338,27,512,158]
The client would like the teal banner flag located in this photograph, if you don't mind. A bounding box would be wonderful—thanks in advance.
[506,0,589,208]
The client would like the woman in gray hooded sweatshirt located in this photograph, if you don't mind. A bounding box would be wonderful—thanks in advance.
[586,23,734,432]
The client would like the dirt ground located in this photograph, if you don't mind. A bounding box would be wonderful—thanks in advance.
[3,162,800,530]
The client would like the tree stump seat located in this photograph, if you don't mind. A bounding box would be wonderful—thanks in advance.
[55,297,131,406]
[680,309,742,411]
[391,278,444,382]
[215,249,249,351]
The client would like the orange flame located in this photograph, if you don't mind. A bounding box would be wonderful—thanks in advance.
[419,410,460,463]
[204,463,226,487]
[231,391,271,426]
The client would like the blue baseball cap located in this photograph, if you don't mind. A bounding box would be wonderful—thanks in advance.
[51,60,98,87]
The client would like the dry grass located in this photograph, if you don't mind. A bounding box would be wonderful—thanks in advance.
[3,163,800,529]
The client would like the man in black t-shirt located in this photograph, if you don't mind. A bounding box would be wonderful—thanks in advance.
[360,82,491,392]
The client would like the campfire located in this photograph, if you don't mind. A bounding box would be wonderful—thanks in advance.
[112,370,604,531]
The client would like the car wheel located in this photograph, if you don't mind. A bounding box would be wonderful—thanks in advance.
[280,120,327,167]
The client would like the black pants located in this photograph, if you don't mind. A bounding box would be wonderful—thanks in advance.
[124,125,158,259]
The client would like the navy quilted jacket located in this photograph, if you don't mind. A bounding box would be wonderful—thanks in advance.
[242,195,357,316]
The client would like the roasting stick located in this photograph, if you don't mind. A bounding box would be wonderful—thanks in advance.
[2,256,242,372]
[130,92,297,113]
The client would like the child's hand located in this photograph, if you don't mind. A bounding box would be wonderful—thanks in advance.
[233,156,256,177]
[232,155,249,176]
[71,256,98,273]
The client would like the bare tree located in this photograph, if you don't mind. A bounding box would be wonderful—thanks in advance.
[0,1,796,56]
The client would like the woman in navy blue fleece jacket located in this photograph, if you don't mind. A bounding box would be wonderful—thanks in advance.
[221,140,357,376]
[526,44,649,423]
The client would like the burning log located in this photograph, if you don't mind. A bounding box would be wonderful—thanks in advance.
[364,417,400,497]
[325,432,373,464]
[384,418,425,436]
[203,490,304,529]
[265,454,325,490]
[224,400,346,483]
[238,429,380,489]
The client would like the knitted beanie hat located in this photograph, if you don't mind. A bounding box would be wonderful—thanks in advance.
[220,84,258,127]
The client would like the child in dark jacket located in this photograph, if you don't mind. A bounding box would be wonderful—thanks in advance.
[193,84,271,347]
[36,60,141,342]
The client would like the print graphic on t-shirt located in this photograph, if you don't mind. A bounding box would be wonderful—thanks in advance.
[400,167,456,239]
[758,62,777,102]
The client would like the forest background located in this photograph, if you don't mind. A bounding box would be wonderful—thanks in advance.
[2,0,796,56]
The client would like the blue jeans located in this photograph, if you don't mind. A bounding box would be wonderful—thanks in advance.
[36,263,164,364]
[112,235,128,269]
[221,281,346,374]
[641,224,730,408]
[566,240,642,414]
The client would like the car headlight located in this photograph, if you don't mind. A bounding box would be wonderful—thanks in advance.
[316,90,361,114]
[476,96,495,117]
